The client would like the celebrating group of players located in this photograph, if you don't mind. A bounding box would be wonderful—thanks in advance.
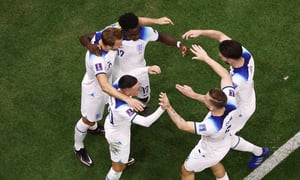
[72,12,270,180]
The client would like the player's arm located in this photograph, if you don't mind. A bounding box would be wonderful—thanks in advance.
[175,84,205,103]
[79,32,101,56]
[158,33,189,57]
[132,107,165,127]
[182,29,231,42]
[138,16,174,25]
[159,92,196,134]
[97,74,144,111]
[190,44,232,88]
[147,65,161,74]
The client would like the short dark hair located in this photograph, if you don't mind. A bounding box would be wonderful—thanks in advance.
[118,12,139,31]
[118,75,138,89]
[208,88,227,109]
[219,40,242,59]
[101,27,122,46]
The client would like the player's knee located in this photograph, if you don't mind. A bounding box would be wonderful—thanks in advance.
[181,164,193,177]
[81,117,96,126]
[112,162,126,172]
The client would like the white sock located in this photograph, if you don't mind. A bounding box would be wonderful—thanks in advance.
[216,172,229,180]
[231,135,263,156]
[106,167,122,180]
[74,118,89,150]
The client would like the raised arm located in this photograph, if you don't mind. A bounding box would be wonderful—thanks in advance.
[182,29,231,42]
[190,44,232,89]
[97,74,144,112]
[159,92,195,134]
[175,84,205,103]
[138,16,174,26]
[158,33,189,57]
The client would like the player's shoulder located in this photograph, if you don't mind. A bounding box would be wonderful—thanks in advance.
[140,26,157,34]
[89,52,105,61]
[242,46,253,58]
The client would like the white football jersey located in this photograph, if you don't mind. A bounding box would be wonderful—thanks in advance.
[80,36,117,122]
[82,49,117,95]
[183,86,238,172]
[194,86,237,148]
[112,26,159,81]
[230,47,255,107]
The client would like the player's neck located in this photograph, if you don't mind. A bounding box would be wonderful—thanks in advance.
[211,107,225,116]
[98,40,110,51]
[231,57,244,68]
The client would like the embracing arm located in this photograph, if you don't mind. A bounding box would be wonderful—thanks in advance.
[79,32,101,56]
[97,74,144,111]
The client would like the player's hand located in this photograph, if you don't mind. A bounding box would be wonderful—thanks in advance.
[157,17,174,25]
[148,65,161,74]
[176,84,195,98]
[179,43,189,57]
[87,44,102,56]
[190,44,210,62]
[182,30,202,40]
[127,98,145,112]
[159,92,170,110]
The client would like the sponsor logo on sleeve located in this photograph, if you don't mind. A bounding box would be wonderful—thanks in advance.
[95,63,103,71]
[229,89,235,97]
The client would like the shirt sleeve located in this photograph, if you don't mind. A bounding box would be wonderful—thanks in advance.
[132,107,165,127]
[194,119,216,136]
[222,86,237,108]
[91,55,107,76]
[140,26,159,42]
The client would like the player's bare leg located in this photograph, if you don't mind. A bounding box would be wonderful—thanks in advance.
[211,163,229,180]
[181,164,194,180]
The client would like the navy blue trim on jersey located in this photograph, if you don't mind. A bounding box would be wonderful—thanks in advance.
[221,86,234,91]
[123,26,158,41]
[210,103,236,131]
[130,113,138,123]
[194,122,197,135]
[115,98,127,109]
[113,83,119,89]
[94,31,102,44]
[232,51,252,80]
[231,136,241,149]
[210,116,224,131]
[224,104,236,116]
[101,49,108,56]
[95,72,107,76]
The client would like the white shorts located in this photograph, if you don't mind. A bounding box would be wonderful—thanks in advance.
[184,140,230,172]
[80,84,108,122]
[105,134,130,163]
